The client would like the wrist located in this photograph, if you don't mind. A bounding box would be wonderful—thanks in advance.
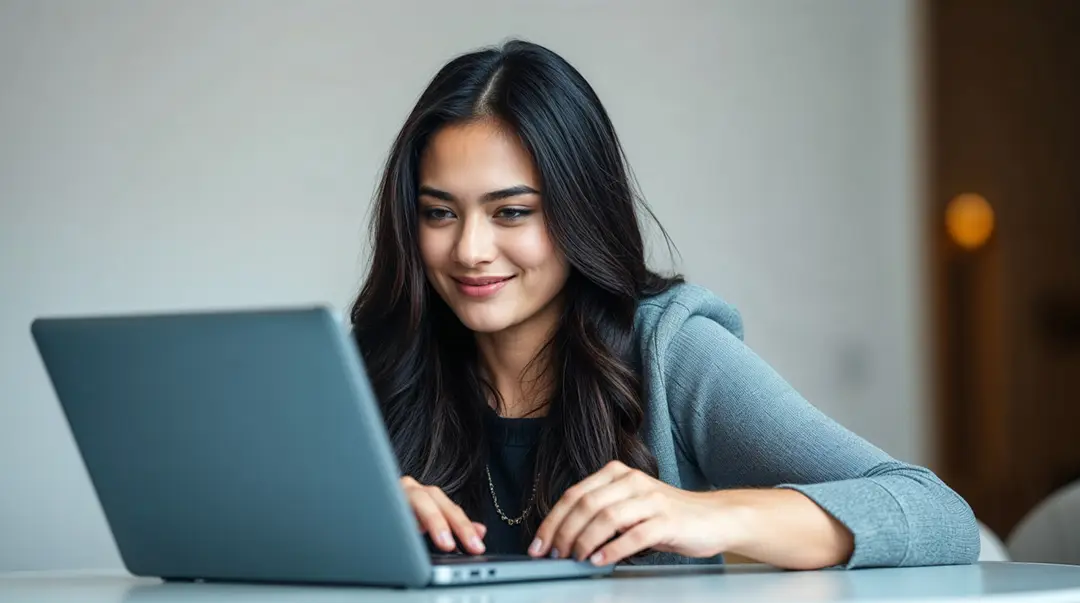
[705,489,757,556]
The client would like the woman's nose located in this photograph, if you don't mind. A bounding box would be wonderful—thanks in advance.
[452,215,497,267]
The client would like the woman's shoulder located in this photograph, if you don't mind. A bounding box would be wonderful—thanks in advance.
[634,281,745,348]
[633,281,750,433]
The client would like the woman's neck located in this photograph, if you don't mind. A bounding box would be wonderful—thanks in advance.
[474,302,561,419]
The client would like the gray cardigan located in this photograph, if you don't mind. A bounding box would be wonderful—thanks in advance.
[633,283,980,568]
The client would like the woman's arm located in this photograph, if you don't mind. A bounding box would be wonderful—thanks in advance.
[708,487,853,569]
[663,314,980,568]
[528,458,856,568]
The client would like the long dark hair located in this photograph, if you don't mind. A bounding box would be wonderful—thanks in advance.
[349,39,683,534]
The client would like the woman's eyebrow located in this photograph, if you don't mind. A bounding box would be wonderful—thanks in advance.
[417,184,539,203]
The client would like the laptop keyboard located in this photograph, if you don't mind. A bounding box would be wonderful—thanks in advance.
[431,553,538,564]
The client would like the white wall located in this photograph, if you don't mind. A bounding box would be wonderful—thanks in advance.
[0,0,925,571]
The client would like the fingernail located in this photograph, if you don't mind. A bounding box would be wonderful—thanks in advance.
[438,531,453,547]
[529,538,543,555]
[590,551,605,565]
[549,548,560,559]
[469,537,485,552]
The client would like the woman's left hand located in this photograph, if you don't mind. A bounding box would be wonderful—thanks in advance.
[527,460,741,566]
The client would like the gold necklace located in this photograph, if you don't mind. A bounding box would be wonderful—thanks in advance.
[486,465,537,526]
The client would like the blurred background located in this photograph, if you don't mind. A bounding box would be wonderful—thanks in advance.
[0,0,1076,572]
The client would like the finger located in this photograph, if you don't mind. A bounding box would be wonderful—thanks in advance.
[532,460,632,557]
[402,480,428,534]
[551,473,652,561]
[590,518,665,566]
[570,493,659,561]
[473,522,487,538]
[409,491,456,551]
[427,486,486,554]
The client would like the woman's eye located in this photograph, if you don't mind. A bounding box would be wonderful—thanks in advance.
[496,207,532,221]
[422,207,455,221]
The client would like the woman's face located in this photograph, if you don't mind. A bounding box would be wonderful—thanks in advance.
[417,118,570,335]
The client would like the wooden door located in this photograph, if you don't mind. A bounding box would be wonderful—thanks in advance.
[928,0,1080,540]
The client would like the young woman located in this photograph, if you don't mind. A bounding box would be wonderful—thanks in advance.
[349,39,980,570]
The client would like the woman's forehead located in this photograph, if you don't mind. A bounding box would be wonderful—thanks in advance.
[419,120,539,197]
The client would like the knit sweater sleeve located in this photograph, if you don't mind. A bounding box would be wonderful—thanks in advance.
[662,314,980,568]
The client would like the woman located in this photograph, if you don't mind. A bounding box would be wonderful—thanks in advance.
[349,39,980,570]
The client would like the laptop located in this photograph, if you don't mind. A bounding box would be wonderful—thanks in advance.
[30,305,614,588]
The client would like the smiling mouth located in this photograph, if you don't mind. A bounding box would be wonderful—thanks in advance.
[453,275,515,297]
[454,276,514,286]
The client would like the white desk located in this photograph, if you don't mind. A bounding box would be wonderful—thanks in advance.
[3,562,1080,603]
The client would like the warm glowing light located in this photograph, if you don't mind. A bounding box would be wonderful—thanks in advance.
[945,193,995,250]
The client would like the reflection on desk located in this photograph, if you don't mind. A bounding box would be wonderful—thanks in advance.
[3,562,1080,603]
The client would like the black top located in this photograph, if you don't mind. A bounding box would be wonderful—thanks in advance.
[479,405,542,555]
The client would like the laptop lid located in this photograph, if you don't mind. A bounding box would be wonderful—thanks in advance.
[31,306,434,587]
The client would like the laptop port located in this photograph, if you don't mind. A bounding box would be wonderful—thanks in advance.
[488,569,496,577]
[469,569,481,578]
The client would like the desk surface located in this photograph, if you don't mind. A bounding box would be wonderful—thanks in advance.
[3,562,1080,603]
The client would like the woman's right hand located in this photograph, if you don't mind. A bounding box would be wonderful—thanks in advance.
[400,476,487,554]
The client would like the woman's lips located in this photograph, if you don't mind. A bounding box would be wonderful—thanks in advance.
[454,275,515,298]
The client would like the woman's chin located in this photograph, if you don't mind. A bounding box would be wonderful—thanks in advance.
[458,317,513,334]
[452,307,516,334]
